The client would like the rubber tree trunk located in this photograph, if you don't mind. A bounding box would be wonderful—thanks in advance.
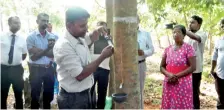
[106,0,116,108]
[106,0,115,97]
[113,0,140,109]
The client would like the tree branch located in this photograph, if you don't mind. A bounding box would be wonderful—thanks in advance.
[95,0,105,9]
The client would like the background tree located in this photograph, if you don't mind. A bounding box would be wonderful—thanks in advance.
[142,0,224,52]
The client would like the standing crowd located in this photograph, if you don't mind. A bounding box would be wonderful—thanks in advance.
[1,6,223,109]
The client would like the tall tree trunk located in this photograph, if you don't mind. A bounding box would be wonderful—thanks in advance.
[183,10,188,27]
[166,30,171,46]
[208,31,213,55]
[152,12,161,48]
[155,28,161,48]
[106,0,113,35]
[113,0,140,109]
[208,9,213,55]
[106,0,115,105]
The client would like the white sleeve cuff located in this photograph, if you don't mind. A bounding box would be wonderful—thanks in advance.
[85,34,92,45]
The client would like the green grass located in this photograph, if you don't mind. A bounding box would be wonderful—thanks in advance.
[144,77,162,105]
[202,69,213,83]
[202,51,213,83]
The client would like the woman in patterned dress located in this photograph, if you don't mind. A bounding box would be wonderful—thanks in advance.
[160,25,196,109]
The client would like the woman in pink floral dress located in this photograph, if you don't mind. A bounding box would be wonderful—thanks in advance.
[160,25,196,109]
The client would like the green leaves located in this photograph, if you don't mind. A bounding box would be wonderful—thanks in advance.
[143,0,224,38]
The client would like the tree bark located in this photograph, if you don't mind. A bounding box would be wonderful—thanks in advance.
[152,12,161,48]
[166,30,171,46]
[113,0,140,109]
[106,0,116,108]
[208,31,213,55]
[183,10,188,27]
[106,0,113,34]
[155,28,161,48]
[106,0,115,97]
[208,9,213,55]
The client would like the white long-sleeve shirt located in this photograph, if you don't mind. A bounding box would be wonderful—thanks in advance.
[212,36,224,79]
[1,31,28,66]
[137,29,154,61]
[53,31,94,92]
[184,30,207,73]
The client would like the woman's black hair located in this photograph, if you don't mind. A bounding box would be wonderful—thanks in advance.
[173,25,186,36]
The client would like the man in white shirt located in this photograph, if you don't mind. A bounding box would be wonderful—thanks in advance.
[1,16,28,109]
[53,7,113,109]
[185,15,207,109]
[90,21,110,109]
[210,18,224,109]
[137,16,154,109]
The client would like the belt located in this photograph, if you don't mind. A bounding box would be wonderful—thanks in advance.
[60,87,90,93]
[1,64,21,68]
[29,63,51,68]
[138,59,145,64]
[60,87,93,108]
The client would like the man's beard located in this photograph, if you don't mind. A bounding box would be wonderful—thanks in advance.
[10,28,19,33]
[41,25,47,30]
[80,34,86,38]
[79,32,87,38]
[190,29,197,33]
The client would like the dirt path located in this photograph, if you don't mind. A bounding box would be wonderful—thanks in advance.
[6,51,217,109]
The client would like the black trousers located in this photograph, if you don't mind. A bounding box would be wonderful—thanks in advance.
[192,72,202,109]
[91,67,110,109]
[1,64,24,109]
[213,74,224,109]
[57,88,92,109]
[28,65,55,109]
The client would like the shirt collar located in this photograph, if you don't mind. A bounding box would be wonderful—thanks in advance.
[36,30,50,37]
[138,28,145,32]
[8,31,18,37]
[195,30,206,35]
[65,31,79,45]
